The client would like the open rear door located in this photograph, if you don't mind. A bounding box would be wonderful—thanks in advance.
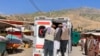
[33,17,52,56]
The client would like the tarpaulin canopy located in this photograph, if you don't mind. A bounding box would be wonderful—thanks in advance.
[22,29,31,32]
[5,27,21,31]
[6,34,22,44]
[6,34,20,39]
[83,32,100,36]
[0,21,15,28]
[0,35,7,42]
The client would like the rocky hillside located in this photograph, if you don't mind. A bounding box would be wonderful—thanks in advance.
[2,7,100,30]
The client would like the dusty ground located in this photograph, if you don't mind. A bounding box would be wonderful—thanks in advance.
[8,48,33,56]
[69,46,85,56]
[8,46,84,56]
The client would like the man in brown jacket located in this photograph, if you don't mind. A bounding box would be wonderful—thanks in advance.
[87,35,95,56]
[60,23,69,56]
[94,38,99,56]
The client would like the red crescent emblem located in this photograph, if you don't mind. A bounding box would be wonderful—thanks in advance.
[39,29,43,35]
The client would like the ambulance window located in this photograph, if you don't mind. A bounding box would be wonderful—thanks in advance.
[38,26,46,38]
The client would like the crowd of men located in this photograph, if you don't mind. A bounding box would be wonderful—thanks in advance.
[79,34,100,56]
[43,23,69,56]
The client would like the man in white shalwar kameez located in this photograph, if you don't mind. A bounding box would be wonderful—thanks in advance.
[54,24,63,56]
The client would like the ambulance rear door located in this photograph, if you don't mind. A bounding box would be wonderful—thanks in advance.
[33,17,52,54]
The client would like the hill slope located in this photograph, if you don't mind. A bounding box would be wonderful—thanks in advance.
[5,7,100,30]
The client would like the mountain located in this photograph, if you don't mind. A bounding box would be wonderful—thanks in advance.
[4,7,100,30]
[0,14,7,19]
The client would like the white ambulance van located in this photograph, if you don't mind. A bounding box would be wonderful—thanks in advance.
[33,16,52,56]
[33,16,72,56]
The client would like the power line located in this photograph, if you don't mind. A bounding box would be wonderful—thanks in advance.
[29,0,42,12]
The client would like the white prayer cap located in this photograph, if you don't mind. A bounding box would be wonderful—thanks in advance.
[62,23,67,28]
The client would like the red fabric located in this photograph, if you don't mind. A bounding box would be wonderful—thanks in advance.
[3,20,24,25]
[7,31,22,39]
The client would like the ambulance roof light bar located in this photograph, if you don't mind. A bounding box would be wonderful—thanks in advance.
[34,16,50,20]
[55,17,69,21]
[52,17,70,23]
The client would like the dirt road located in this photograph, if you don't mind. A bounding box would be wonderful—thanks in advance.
[8,46,84,56]
[8,48,33,56]
[69,46,85,56]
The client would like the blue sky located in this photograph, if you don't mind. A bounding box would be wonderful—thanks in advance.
[0,0,100,14]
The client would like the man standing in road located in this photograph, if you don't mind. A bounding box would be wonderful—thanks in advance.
[54,24,63,56]
[44,25,56,56]
[60,23,69,56]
